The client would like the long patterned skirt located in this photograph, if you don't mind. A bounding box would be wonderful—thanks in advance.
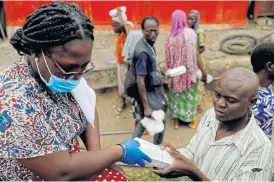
[169,83,199,122]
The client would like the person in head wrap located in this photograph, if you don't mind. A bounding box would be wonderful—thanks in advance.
[188,10,207,115]
[165,10,207,130]
[109,6,134,115]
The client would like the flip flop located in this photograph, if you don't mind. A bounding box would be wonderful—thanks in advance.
[189,118,197,129]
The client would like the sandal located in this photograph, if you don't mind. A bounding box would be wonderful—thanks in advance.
[115,103,126,115]
[189,118,197,129]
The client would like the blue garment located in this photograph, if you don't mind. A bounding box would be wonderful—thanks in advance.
[135,52,148,76]
[252,85,274,139]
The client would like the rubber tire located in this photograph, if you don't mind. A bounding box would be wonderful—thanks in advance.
[219,34,258,55]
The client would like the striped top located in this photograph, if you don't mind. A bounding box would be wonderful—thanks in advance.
[179,108,274,181]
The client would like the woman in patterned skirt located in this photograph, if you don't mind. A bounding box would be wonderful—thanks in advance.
[188,10,207,117]
[165,10,207,129]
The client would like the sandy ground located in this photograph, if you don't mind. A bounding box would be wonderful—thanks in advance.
[89,87,213,149]
[85,82,274,149]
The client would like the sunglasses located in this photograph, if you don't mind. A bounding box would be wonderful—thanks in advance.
[42,51,95,79]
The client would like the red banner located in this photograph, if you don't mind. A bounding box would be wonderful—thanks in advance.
[3,1,248,28]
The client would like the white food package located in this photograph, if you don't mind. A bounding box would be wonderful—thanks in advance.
[196,70,213,83]
[166,66,187,78]
[141,118,164,136]
[134,138,174,169]
[141,110,165,136]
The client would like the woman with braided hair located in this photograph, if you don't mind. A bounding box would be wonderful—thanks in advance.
[0,2,151,181]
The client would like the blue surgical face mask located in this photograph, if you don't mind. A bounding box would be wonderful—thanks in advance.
[35,53,81,93]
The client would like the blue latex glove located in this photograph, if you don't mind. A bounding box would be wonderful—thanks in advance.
[118,139,152,167]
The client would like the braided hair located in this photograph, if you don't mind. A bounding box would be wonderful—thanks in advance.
[10,2,94,56]
[251,42,274,73]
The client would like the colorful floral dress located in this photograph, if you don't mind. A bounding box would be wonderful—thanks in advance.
[165,30,199,122]
[252,85,274,139]
[0,57,88,180]
[196,28,206,107]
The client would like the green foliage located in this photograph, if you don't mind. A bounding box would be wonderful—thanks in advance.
[123,167,182,181]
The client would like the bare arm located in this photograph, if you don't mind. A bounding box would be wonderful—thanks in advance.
[137,76,149,108]
[188,165,210,181]
[155,144,210,181]
[19,146,123,181]
[85,108,101,151]
[116,7,125,26]
[196,45,206,74]
[135,53,153,116]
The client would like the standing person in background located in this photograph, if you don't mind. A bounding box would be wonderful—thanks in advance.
[109,6,134,115]
[165,10,207,130]
[126,16,167,145]
[123,27,148,135]
[188,10,207,115]
[250,42,274,140]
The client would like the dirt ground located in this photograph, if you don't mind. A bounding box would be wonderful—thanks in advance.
[85,81,274,150]
[87,87,213,149]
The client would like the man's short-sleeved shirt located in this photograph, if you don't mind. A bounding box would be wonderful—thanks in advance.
[179,108,274,181]
[135,52,148,76]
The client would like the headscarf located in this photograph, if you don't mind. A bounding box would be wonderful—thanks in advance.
[109,6,134,28]
[169,10,186,38]
[165,10,198,93]
[190,10,200,31]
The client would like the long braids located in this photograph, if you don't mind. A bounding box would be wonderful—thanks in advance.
[10,2,94,56]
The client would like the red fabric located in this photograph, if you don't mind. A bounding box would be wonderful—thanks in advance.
[72,142,81,153]
[72,142,128,181]
[90,169,128,182]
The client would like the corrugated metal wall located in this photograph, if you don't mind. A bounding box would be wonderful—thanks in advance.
[254,1,274,18]
[3,1,249,28]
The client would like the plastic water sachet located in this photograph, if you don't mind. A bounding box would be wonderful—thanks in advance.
[166,66,187,78]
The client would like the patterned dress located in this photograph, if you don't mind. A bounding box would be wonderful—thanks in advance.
[252,85,274,139]
[165,30,199,122]
[0,57,88,180]
[196,28,206,106]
